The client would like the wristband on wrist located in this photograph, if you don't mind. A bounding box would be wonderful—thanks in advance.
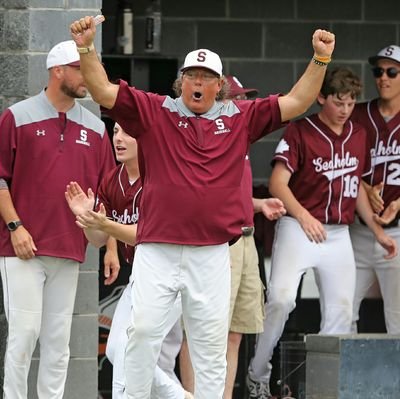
[312,54,331,66]
[76,43,95,54]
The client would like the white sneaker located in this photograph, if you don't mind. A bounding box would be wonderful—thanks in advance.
[184,390,194,399]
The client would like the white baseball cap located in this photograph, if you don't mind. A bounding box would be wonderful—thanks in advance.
[46,40,80,69]
[368,45,400,65]
[181,49,223,76]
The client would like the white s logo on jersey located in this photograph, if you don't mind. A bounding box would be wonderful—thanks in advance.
[76,129,91,147]
[80,130,87,142]
[214,118,231,135]
[216,119,225,130]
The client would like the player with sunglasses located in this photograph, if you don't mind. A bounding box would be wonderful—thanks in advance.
[350,45,400,334]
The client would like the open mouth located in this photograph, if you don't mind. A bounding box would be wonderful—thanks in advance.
[193,91,202,100]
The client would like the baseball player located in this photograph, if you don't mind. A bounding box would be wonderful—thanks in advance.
[246,67,398,399]
[0,40,115,398]
[70,15,335,399]
[350,45,400,334]
[66,123,192,399]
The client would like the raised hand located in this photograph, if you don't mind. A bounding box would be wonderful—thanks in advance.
[76,203,108,230]
[312,29,335,58]
[70,15,97,48]
[65,181,95,216]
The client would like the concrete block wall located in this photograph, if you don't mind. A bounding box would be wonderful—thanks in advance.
[102,0,400,185]
[306,334,400,398]
[0,1,102,398]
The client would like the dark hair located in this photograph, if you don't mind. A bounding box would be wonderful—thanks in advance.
[172,74,230,101]
[320,67,362,100]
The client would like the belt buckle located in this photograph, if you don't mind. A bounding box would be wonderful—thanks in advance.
[241,226,254,236]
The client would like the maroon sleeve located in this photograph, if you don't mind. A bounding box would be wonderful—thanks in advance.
[272,121,302,174]
[104,80,165,140]
[247,94,286,143]
[0,109,17,183]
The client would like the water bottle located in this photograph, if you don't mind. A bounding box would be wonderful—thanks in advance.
[116,0,134,54]
[144,0,161,53]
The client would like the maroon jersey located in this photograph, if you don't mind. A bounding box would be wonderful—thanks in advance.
[0,90,115,262]
[352,100,400,207]
[105,80,283,245]
[273,114,371,224]
[97,164,142,264]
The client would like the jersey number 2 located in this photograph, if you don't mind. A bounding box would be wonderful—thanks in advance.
[387,163,400,186]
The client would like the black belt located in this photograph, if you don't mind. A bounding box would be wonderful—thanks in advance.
[241,226,255,236]
[359,216,400,229]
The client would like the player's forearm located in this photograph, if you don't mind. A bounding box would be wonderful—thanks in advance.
[99,221,137,246]
[356,184,383,236]
[79,51,118,109]
[278,60,327,122]
[252,197,265,214]
[268,182,304,221]
[83,227,109,248]
[0,188,20,224]
[393,197,400,213]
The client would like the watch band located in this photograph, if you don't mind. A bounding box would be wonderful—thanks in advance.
[7,220,22,231]
[76,43,95,54]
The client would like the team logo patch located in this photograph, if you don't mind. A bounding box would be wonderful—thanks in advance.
[214,118,231,135]
[75,129,91,147]
[275,139,289,153]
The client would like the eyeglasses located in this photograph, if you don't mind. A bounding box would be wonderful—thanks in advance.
[371,67,400,79]
[184,70,219,82]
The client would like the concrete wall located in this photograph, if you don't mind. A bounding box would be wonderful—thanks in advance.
[0,1,102,398]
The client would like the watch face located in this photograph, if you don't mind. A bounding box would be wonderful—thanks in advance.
[7,221,22,231]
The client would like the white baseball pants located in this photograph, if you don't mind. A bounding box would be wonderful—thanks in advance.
[248,216,355,384]
[106,283,185,398]
[0,256,79,399]
[124,243,230,399]
[350,222,400,334]
[157,318,184,385]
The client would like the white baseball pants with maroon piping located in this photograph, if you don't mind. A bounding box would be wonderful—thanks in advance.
[248,216,355,384]
[124,242,231,399]
[0,256,79,399]
[350,222,400,334]
[106,282,185,398]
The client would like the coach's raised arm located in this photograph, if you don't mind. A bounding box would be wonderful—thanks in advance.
[70,16,119,110]
[70,16,334,122]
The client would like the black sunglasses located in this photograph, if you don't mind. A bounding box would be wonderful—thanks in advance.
[372,67,400,79]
